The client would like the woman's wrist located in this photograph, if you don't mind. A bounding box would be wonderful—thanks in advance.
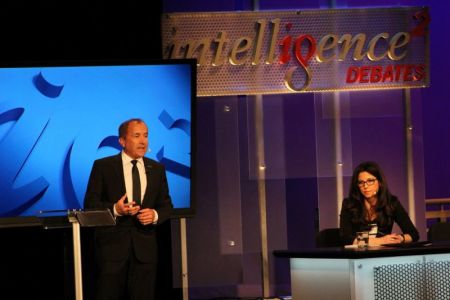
[400,234,406,243]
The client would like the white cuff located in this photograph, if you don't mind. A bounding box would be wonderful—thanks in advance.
[153,209,159,224]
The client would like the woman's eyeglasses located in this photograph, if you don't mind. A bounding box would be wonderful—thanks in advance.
[358,178,377,187]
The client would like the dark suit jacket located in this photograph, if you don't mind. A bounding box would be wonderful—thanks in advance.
[339,196,419,245]
[84,153,173,263]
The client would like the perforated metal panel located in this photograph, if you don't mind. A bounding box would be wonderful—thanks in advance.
[374,263,426,300]
[374,261,450,300]
[161,7,429,96]
[425,261,450,300]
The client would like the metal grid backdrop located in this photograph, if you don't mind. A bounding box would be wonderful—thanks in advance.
[161,7,429,96]
[373,261,450,300]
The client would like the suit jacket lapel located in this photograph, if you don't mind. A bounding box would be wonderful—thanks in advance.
[113,154,126,195]
[143,158,153,207]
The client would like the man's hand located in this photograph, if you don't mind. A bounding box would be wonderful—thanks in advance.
[115,194,140,216]
[137,208,156,225]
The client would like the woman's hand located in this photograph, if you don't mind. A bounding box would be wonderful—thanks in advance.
[369,234,404,246]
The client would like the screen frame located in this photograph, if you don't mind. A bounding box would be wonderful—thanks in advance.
[0,58,197,228]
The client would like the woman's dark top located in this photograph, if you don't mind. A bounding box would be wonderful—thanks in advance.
[339,196,420,245]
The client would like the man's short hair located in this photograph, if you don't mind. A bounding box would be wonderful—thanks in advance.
[118,118,145,138]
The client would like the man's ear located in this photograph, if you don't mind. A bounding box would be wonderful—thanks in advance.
[119,137,125,148]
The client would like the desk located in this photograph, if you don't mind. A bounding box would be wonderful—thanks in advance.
[274,243,450,300]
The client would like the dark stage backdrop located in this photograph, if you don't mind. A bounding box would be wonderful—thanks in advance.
[0,1,162,62]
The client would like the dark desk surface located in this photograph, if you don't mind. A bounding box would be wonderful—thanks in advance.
[273,241,450,259]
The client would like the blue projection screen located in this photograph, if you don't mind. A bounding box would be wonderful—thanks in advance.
[0,60,196,227]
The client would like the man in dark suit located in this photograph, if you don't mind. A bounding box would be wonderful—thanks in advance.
[84,118,173,300]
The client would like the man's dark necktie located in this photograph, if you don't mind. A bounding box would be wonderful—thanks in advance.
[131,160,141,205]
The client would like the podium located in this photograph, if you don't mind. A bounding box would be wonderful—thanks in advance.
[38,209,116,300]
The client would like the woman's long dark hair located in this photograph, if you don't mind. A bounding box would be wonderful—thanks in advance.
[346,161,395,227]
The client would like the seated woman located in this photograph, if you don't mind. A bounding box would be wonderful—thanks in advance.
[340,161,419,246]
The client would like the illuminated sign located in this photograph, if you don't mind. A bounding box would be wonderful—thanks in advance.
[162,7,429,96]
